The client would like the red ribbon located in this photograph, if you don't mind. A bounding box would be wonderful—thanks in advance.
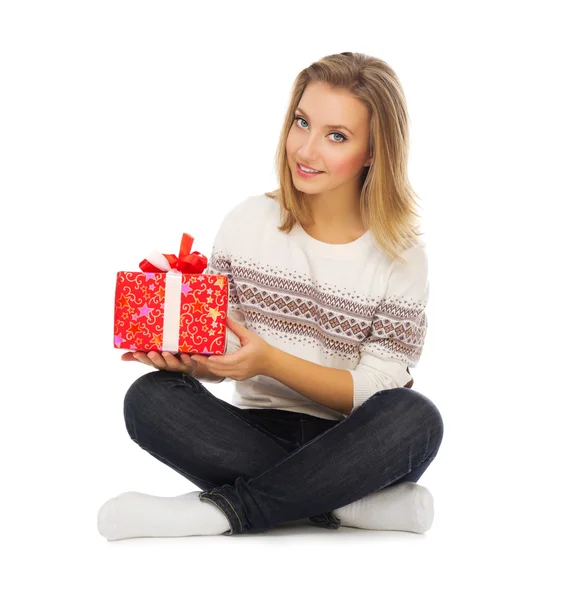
[139,233,208,274]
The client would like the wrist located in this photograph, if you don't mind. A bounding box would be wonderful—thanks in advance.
[261,344,279,377]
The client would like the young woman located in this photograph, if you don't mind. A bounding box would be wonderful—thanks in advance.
[98,52,444,540]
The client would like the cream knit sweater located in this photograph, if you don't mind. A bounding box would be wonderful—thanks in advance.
[203,193,429,421]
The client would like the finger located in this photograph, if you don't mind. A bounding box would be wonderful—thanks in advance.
[193,355,214,366]
[179,354,195,367]
[147,351,167,369]
[121,352,137,361]
[191,355,227,376]
[161,352,184,370]
[133,352,154,366]
[207,355,233,367]
[180,353,203,375]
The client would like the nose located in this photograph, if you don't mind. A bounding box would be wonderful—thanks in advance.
[298,147,319,166]
[297,132,322,163]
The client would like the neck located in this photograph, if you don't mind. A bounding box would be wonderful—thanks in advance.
[303,187,364,233]
[302,197,367,245]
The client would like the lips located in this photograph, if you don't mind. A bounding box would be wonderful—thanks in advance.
[297,162,323,173]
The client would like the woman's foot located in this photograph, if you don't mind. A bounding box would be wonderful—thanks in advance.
[333,481,435,533]
[97,490,231,541]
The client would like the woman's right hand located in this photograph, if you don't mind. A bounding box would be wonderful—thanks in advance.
[121,351,198,375]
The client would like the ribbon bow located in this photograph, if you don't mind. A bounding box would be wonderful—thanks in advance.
[135,233,210,353]
[139,233,208,274]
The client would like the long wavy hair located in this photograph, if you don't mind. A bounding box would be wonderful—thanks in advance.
[265,51,424,264]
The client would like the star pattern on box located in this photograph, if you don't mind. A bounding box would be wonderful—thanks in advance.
[113,271,229,355]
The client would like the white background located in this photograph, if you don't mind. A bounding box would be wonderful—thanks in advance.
[1,0,568,598]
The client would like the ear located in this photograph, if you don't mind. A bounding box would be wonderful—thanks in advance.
[363,156,373,168]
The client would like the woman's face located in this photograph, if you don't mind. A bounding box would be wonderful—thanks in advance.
[286,82,373,194]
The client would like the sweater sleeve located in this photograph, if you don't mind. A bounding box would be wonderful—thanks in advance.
[202,206,249,386]
[348,242,430,413]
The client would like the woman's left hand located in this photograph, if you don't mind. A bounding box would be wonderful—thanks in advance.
[190,316,275,381]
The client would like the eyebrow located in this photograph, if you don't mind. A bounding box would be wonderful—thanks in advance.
[294,107,354,136]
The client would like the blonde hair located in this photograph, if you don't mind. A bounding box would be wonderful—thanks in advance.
[265,51,424,264]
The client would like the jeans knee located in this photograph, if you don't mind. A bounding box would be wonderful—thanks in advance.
[410,390,444,455]
[123,371,170,441]
[375,387,444,452]
[123,376,144,442]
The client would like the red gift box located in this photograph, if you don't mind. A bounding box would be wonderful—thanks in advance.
[113,233,229,355]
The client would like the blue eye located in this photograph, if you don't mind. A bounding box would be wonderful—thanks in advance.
[294,117,347,143]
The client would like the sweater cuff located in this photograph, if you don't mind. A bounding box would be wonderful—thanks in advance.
[218,327,243,383]
[349,370,378,412]
[349,368,410,414]
[224,328,242,355]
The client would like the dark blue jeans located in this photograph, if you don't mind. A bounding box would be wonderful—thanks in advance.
[123,370,444,536]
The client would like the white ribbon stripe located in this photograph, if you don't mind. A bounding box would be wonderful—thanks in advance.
[144,250,182,353]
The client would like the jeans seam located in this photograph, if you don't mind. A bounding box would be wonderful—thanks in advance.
[209,492,243,533]
[371,468,417,494]
[181,373,213,396]
[199,496,235,535]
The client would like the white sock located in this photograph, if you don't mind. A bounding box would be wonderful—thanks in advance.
[97,482,433,540]
[97,490,231,541]
[333,482,435,534]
